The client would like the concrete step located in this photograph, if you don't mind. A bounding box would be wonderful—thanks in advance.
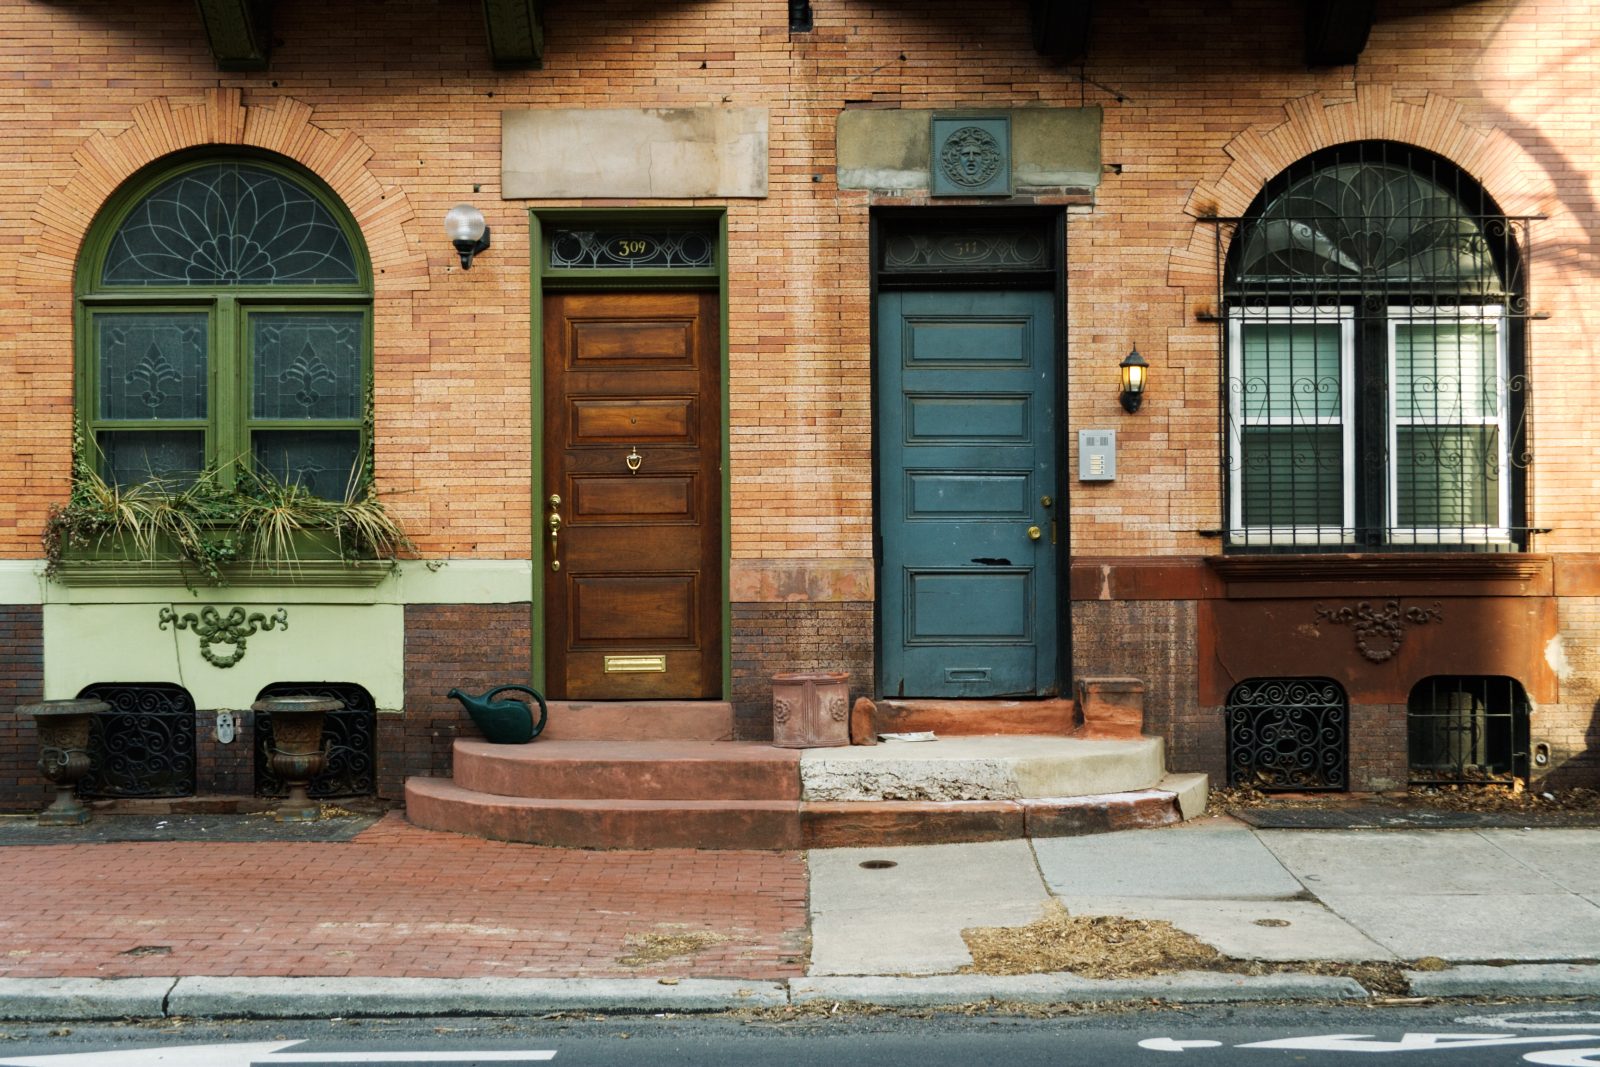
[800,735,1168,801]
[539,701,734,741]
[405,777,802,850]
[451,739,800,801]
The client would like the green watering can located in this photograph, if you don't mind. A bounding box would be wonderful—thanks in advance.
[446,684,549,744]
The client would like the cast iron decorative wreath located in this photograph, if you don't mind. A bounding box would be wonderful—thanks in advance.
[1313,600,1443,663]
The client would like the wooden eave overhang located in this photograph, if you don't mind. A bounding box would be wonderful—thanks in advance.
[188,0,544,71]
[1029,0,1379,66]
[187,0,1378,75]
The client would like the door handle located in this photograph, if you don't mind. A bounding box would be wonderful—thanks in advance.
[1027,525,1042,541]
[547,494,562,571]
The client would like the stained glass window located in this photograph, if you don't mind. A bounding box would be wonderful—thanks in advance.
[82,158,370,499]
[102,163,358,286]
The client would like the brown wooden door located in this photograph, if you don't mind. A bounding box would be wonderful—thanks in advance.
[542,291,722,699]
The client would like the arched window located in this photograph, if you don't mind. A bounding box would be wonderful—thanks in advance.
[77,155,372,500]
[1224,142,1527,550]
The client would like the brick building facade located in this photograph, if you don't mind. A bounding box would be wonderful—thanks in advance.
[2,0,1597,808]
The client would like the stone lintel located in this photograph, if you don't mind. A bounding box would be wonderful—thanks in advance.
[502,108,768,199]
[837,107,1100,194]
[729,558,873,603]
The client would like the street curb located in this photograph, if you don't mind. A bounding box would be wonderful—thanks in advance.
[1407,964,1600,998]
[0,978,175,1020]
[165,977,790,1018]
[790,971,1370,1005]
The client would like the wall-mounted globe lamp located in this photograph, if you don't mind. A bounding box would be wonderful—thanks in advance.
[444,204,491,270]
[1119,346,1149,414]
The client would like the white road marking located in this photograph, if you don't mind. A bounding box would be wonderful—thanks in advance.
[1238,1032,1600,1053]
[0,1045,558,1066]
[1459,1012,1600,1032]
[1137,1038,1224,1052]
[264,1055,557,1063]
[1524,1051,1600,1066]
[0,1042,302,1066]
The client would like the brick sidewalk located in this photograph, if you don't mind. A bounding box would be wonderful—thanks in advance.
[0,814,809,980]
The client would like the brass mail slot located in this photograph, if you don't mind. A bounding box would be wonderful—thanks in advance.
[604,654,667,674]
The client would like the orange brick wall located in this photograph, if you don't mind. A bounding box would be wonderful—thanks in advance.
[1,0,1596,563]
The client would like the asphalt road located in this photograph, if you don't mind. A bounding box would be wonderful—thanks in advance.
[5,1002,1600,1066]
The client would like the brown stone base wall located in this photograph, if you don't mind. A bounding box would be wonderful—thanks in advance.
[390,603,532,802]
[1348,703,1408,793]
[0,607,45,812]
[1070,599,1205,773]
[731,601,874,741]
[194,710,256,797]
[1548,596,1600,787]
[1535,704,1600,788]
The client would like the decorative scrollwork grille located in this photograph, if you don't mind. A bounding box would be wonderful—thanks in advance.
[102,163,358,286]
[547,229,716,270]
[879,225,1052,273]
[1226,677,1348,792]
[1205,142,1538,552]
[1407,675,1530,786]
[254,682,377,798]
[75,683,198,798]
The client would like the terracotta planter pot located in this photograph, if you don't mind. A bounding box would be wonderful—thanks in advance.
[770,670,850,749]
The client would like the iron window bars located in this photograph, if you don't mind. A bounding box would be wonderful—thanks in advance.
[1204,142,1537,552]
[1407,674,1530,786]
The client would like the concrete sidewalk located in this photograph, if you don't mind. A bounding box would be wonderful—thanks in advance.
[2,811,1599,1018]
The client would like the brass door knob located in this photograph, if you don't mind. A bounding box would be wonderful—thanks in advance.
[1027,525,1042,541]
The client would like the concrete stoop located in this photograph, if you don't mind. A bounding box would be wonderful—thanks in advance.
[404,732,1209,850]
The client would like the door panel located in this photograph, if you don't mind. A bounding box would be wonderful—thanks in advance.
[878,290,1058,698]
[544,291,721,699]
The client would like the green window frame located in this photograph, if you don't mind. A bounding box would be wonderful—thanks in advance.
[77,155,373,500]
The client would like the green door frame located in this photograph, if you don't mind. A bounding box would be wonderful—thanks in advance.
[527,208,731,697]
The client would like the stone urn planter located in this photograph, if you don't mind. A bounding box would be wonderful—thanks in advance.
[20,698,109,826]
[252,695,342,822]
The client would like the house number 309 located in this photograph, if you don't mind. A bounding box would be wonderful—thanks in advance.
[613,239,651,256]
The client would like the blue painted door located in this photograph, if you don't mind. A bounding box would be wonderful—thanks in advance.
[878,290,1058,698]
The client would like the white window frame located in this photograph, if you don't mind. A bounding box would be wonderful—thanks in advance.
[1386,306,1511,545]
[1227,307,1356,546]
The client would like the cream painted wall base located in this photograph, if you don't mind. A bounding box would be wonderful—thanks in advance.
[43,601,405,710]
[18,559,538,710]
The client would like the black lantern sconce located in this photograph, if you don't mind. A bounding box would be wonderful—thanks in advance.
[444,204,491,270]
[1118,346,1149,414]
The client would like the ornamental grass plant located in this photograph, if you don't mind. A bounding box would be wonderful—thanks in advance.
[44,446,411,584]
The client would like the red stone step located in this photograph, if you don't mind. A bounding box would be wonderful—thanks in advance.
[801,790,1185,848]
[869,698,1076,736]
[451,739,800,802]
[540,701,734,741]
[406,778,1189,851]
[406,777,802,850]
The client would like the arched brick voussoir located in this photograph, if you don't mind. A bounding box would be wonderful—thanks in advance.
[1167,88,1556,295]
[22,89,426,298]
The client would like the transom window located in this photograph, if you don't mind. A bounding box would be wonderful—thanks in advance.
[79,157,371,500]
[1222,142,1529,551]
